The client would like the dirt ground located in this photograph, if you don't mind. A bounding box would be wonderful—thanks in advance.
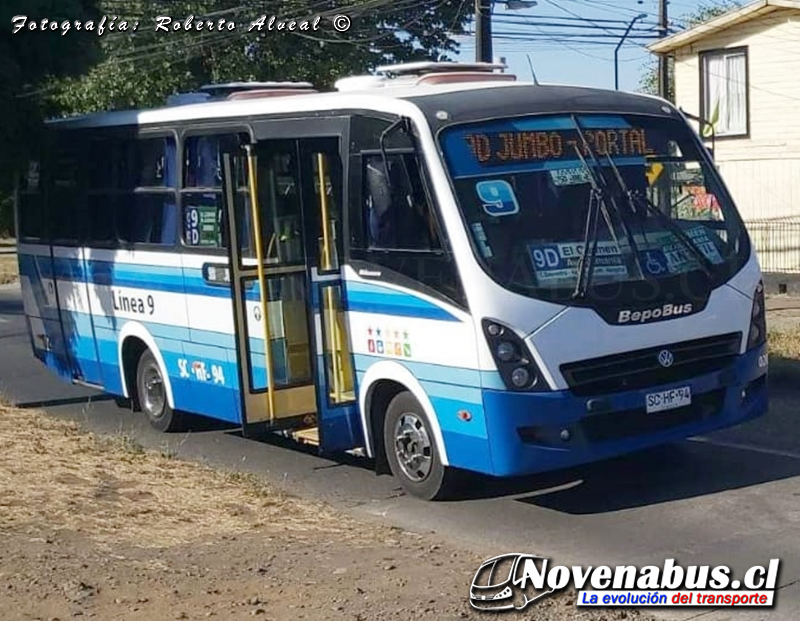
[0,402,657,621]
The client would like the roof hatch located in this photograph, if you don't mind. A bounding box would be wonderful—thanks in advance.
[166,81,316,105]
[334,61,515,91]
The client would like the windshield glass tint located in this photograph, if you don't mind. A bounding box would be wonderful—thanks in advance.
[440,114,747,296]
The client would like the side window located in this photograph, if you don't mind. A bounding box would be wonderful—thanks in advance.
[364,153,440,252]
[348,115,467,309]
[49,140,84,244]
[182,133,243,249]
[232,141,302,266]
[17,160,46,241]
[309,147,343,271]
[255,148,303,265]
[87,135,127,245]
[116,135,179,246]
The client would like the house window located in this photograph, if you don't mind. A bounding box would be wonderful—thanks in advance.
[702,48,748,137]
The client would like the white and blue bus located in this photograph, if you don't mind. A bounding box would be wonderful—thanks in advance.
[15,63,769,500]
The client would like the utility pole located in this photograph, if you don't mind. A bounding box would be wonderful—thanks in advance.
[475,0,493,63]
[658,0,670,101]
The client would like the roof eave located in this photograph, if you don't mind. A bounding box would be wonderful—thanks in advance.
[646,0,798,54]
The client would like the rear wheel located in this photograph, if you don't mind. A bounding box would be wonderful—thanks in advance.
[383,391,458,501]
[136,350,183,432]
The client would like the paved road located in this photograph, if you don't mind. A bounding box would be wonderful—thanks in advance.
[2,283,799,620]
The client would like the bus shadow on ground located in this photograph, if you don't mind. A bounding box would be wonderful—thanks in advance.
[224,425,375,471]
[16,394,117,409]
[468,439,800,514]
[767,356,800,390]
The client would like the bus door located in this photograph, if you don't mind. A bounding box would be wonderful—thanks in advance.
[296,137,361,453]
[223,123,361,452]
[222,140,317,431]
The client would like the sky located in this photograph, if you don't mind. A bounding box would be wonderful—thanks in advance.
[449,0,710,93]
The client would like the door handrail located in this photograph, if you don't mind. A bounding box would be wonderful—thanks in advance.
[245,144,277,423]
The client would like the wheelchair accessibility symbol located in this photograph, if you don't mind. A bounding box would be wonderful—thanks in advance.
[644,251,668,276]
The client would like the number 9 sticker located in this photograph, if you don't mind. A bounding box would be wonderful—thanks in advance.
[475,180,520,217]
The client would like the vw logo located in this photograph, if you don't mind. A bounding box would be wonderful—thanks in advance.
[657,349,674,368]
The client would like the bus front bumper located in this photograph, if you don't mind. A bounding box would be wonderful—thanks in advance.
[472,343,768,478]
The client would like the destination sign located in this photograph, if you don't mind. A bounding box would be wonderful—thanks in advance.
[463,127,654,167]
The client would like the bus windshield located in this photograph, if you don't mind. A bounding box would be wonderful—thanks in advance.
[439,113,749,301]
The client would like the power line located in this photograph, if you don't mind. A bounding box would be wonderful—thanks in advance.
[492,18,658,32]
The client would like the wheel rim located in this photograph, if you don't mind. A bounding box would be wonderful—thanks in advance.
[141,364,165,419]
[393,412,433,482]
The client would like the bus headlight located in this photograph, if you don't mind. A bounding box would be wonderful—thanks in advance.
[482,319,548,392]
[496,341,517,362]
[747,280,767,350]
[510,367,530,387]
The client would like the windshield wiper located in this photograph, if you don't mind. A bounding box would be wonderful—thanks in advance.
[569,116,646,298]
[570,152,602,299]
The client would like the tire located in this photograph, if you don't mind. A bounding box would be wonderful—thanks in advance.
[136,349,183,432]
[383,391,457,501]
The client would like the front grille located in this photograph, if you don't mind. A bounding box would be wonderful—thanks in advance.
[579,388,725,443]
[560,332,742,397]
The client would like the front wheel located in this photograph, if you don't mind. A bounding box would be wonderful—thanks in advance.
[383,391,458,501]
[136,350,183,432]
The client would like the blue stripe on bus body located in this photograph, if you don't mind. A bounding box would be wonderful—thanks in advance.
[19,253,54,280]
[57,324,243,423]
[62,307,299,390]
[344,280,462,322]
[64,309,282,383]
[64,309,294,387]
[479,371,506,390]
[419,381,483,406]
[53,256,289,303]
[23,253,480,432]
[353,353,481,387]
[27,254,462,323]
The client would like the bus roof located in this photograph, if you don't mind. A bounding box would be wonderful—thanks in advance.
[45,80,677,132]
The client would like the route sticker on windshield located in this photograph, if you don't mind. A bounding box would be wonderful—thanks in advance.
[686,226,724,264]
[471,222,494,258]
[637,228,724,273]
[549,167,591,187]
[528,242,627,286]
[475,180,519,217]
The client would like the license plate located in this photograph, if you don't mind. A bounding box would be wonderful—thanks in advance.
[646,386,692,414]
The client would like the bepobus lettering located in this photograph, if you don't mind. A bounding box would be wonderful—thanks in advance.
[617,303,694,324]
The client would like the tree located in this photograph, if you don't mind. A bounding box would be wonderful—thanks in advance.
[638,0,744,100]
[0,0,102,233]
[45,0,474,115]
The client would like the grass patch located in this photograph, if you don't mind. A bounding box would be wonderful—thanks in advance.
[768,328,800,360]
[0,398,374,550]
[0,253,17,285]
[767,328,800,382]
